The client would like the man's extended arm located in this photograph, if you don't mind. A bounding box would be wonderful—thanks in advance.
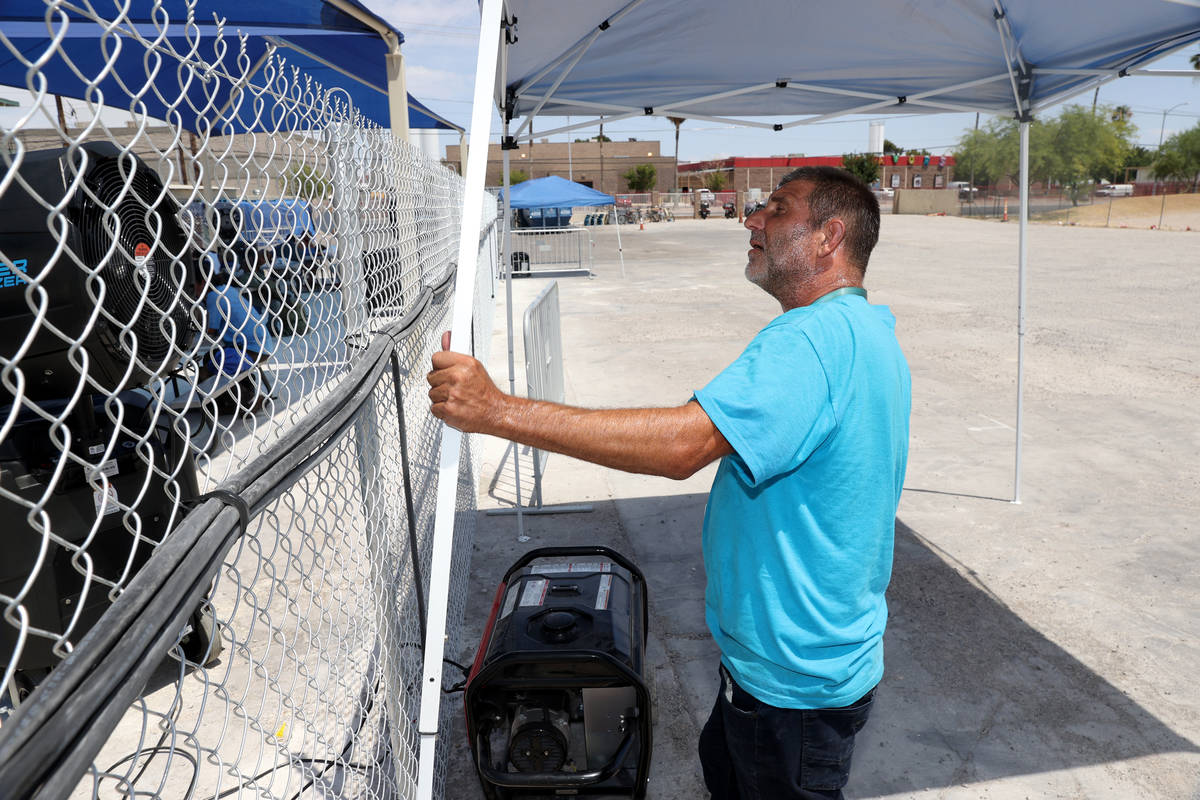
[427,343,732,480]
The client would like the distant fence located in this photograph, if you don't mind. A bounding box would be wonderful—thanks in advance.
[957,185,1198,229]
[0,3,497,798]
[510,227,593,275]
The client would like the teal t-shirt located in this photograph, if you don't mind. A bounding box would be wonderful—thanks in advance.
[693,293,911,709]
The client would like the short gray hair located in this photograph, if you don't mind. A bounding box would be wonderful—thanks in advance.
[778,166,880,272]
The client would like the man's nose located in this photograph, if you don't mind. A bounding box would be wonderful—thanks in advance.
[745,210,762,231]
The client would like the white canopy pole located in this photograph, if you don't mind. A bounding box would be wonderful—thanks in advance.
[611,200,625,278]
[1013,119,1029,504]
[415,0,503,795]
[501,124,527,538]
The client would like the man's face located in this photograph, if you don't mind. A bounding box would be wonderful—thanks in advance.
[744,180,819,296]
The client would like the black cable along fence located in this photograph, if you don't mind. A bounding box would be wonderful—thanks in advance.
[0,2,497,797]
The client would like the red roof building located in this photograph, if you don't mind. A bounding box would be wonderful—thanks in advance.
[677,154,957,194]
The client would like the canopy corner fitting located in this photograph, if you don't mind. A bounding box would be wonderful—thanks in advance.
[1015,63,1034,122]
[501,136,519,150]
[773,124,783,131]
[775,80,788,89]
[503,14,519,44]
[644,106,653,115]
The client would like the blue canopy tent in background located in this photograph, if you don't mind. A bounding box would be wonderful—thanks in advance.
[499,174,625,274]
[501,174,618,228]
[0,0,462,136]
[501,175,615,209]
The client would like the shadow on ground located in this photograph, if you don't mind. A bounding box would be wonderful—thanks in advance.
[445,494,1197,798]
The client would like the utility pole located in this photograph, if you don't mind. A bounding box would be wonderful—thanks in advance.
[599,122,605,194]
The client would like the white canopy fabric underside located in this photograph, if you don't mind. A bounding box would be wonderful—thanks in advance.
[497,0,1200,135]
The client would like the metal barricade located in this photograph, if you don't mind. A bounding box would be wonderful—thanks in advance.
[509,227,593,277]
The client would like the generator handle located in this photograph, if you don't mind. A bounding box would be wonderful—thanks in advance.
[501,546,646,587]
[474,724,636,788]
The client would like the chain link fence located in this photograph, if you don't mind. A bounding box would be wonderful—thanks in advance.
[0,2,497,797]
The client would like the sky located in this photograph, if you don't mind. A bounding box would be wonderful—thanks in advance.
[368,0,1200,162]
[3,0,1199,162]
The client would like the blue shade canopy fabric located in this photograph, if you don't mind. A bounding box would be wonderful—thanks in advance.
[496,0,1200,125]
[0,0,461,132]
[500,175,615,208]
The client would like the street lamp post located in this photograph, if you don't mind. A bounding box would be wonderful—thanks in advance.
[1157,102,1188,228]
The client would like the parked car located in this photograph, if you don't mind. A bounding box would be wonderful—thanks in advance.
[875,186,895,200]
[949,181,978,200]
[1095,184,1133,197]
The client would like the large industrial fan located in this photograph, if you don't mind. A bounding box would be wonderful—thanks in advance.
[0,142,214,694]
[465,546,653,799]
[0,141,198,400]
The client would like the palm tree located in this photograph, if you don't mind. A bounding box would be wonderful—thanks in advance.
[1191,51,1200,70]
[667,116,686,192]
[1111,105,1132,123]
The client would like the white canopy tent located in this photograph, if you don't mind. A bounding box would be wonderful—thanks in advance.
[416,1,1200,793]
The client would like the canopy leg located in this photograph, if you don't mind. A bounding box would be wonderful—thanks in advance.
[1013,119,1029,504]
[501,123,527,540]
[415,0,504,796]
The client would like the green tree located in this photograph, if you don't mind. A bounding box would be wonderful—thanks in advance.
[623,163,657,192]
[509,169,530,184]
[1043,105,1131,203]
[287,164,331,201]
[1153,125,1200,191]
[953,105,1133,204]
[882,138,902,155]
[841,153,880,186]
[703,171,728,192]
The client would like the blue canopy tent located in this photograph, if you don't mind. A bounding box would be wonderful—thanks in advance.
[499,174,624,275]
[501,175,615,208]
[501,174,617,229]
[0,0,462,135]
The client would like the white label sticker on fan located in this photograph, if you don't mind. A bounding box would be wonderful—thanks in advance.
[99,459,118,477]
[595,574,613,610]
[519,579,548,608]
[94,486,119,515]
[88,444,105,455]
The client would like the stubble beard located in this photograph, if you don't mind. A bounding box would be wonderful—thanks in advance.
[746,227,814,301]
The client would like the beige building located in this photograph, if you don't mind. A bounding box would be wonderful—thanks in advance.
[445,138,676,196]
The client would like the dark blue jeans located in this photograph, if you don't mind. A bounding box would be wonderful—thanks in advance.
[698,665,875,800]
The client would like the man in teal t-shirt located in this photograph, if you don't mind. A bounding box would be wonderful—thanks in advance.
[428,166,911,799]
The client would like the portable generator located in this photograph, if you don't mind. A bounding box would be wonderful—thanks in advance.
[464,546,652,799]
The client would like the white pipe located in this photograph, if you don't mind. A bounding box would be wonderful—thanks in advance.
[386,39,410,141]
[513,0,651,97]
[414,0,503,795]
[1014,119,1029,505]
[515,27,604,137]
[612,202,625,278]
[501,125,526,538]
[524,111,642,139]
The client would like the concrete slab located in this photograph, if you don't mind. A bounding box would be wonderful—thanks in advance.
[444,216,1200,799]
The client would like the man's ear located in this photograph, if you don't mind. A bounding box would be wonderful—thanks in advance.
[819,217,847,259]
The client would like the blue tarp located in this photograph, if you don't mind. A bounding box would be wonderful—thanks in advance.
[0,1,461,132]
[501,176,615,209]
